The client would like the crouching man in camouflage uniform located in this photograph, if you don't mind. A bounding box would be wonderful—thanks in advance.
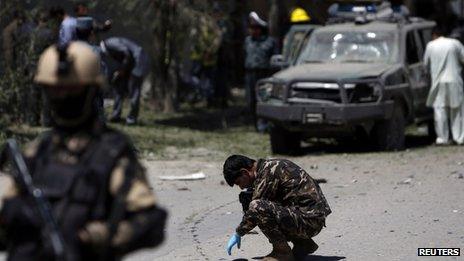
[0,42,167,261]
[223,155,331,261]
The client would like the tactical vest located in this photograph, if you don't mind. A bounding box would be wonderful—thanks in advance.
[9,129,133,261]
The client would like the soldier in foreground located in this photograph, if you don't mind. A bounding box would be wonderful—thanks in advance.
[223,155,331,261]
[0,42,166,261]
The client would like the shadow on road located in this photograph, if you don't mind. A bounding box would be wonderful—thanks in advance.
[298,134,433,156]
[247,255,346,261]
[303,255,346,260]
[154,106,253,131]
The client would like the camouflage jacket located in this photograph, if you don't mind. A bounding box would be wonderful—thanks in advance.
[236,159,331,235]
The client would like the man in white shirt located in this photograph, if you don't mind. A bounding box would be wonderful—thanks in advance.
[424,28,464,145]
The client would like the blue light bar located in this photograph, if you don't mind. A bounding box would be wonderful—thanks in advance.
[338,4,377,13]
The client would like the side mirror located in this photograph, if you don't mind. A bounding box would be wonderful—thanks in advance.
[270,54,290,69]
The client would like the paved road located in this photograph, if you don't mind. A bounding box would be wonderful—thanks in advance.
[127,145,464,261]
[1,145,463,260]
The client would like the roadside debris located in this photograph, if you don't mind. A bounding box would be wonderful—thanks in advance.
[160,172,206,181]
[450,173,464,179]
[398,175,414,185]
[398,178,412,185]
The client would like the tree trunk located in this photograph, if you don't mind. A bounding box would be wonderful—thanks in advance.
[163,0,177,113]
[268,0,287,47]
[268,0,280,39]
[152,0,177,113]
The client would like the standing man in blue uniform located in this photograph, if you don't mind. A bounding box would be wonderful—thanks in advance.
[244,12,278,132]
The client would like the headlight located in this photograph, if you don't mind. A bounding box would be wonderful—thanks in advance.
[257,83,286,102]
[257,83,273,102]
[271,84,285,100]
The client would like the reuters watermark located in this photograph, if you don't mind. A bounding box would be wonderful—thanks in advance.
[418,248,460,256]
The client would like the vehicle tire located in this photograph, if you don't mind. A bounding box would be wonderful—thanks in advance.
[371,103,406,151]
[270,126,301,155]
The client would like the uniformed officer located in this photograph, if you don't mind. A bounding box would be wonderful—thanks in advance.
[0,42,166,261]
[100,37,150,125]
[223,155,331,261]
[244,12,278,131]
[189,14,222,106]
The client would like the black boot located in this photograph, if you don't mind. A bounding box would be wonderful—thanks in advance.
[292,238,318,260]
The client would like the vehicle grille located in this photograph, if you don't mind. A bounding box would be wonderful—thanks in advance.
[291,87,342,102]
[290,82,345,103]
[290,82,377,103]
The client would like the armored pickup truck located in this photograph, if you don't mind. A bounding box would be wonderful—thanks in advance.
[257,18,436,154]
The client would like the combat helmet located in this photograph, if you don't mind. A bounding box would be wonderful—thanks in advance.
[34,42,105,127]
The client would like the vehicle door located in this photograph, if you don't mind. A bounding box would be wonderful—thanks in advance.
[405,28,429,115]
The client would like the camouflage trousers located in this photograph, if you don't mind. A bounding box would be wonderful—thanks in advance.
[248,199,324,244]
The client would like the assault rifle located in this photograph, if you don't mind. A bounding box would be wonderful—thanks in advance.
[0,139,66,261]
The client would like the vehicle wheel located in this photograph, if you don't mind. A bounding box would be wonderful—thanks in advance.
[371,103,406,151]
[270,126,301,155]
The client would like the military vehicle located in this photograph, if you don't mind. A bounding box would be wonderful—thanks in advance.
[257,4,436,154]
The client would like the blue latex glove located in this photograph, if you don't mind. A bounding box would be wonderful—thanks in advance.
[226,233,241,255]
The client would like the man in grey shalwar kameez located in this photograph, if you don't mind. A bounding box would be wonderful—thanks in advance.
[100,37,150,125]
[424,28,464,145]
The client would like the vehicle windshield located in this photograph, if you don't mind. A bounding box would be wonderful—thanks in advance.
[297,30,398,64]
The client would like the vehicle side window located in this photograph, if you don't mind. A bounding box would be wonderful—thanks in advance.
[288,31,307,62]
[295,32,312,63]
[406,31,420,64]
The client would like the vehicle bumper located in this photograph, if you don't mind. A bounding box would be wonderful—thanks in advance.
[257,101,395,126]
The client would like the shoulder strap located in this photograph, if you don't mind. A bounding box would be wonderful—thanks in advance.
[30,131,55,175]
[85,129,134,219]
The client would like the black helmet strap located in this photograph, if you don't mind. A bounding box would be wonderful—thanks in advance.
[57,44,71,76]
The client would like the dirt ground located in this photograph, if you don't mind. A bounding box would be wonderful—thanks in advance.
[1,142,463,260]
